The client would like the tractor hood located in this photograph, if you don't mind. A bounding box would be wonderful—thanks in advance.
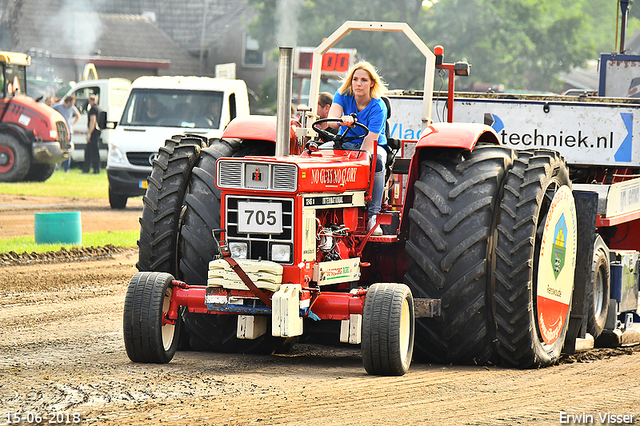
[216,149,372,194]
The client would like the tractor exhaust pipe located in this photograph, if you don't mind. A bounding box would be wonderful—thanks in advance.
[275,47,294,157]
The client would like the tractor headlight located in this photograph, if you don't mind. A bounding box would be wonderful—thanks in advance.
[271,244,291,263]
[229,242,248,259]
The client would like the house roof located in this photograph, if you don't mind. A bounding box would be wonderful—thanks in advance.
[12,0,202,76]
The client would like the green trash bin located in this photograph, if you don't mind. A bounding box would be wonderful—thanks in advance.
[34,211,82,245]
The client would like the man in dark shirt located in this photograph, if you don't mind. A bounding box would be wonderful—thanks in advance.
[84,94,102,174]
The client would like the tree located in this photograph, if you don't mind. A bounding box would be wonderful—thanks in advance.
[248,0,614,95]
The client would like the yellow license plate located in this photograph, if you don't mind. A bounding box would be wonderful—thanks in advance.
[139,180,148,189]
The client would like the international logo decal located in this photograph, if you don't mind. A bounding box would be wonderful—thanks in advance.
[551,213,567,279]
[252,168,262,181]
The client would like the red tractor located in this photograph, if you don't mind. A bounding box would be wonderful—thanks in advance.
[124,22,583,374]
[0,51,71,182]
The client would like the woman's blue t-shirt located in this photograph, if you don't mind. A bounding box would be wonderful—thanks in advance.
[333,90,387,148]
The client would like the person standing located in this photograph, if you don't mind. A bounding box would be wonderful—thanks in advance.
[328,61,388,235]
[53,95,80,173]
[84,94,102,174]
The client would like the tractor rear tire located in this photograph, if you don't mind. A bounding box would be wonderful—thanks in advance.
[494,149,577,367]
[23,162,56,182]
[362,283,415,376]
[0,134,30,182]
[178,139,268,284]
[404,145,514,365]
[123,272,181,363]
[136,138,202,274]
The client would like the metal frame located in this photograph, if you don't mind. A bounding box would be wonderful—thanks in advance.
[307,21,435,132]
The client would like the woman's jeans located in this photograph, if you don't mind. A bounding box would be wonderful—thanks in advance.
[320,141,387,216]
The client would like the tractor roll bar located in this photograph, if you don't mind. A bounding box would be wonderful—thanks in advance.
[307,21,436,131]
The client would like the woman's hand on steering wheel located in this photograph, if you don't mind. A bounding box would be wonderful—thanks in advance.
[311,117,369,145]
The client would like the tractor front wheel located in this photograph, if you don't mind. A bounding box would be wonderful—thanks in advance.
[123,272,180,363]
[362,283,415,376]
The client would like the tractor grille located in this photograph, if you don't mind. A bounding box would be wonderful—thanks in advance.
[218,160,297,192]
[56,121,70,150]
[225,196,294,264]
[127,152,156,167]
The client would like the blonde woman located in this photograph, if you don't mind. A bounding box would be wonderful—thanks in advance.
[328,61,388,235]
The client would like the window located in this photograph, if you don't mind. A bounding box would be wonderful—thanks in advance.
[120,89,224,129]
[243,34,265,67]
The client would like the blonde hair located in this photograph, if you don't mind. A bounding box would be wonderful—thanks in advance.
[339,61,387,99]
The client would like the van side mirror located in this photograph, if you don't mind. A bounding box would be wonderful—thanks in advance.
[98,110,117,129]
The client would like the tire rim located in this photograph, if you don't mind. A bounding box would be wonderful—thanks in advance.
[533,184,577,346]
[0,145,14,173]
[399,297,411,365]
[162,287,175,351]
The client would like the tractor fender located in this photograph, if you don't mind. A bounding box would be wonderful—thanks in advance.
[416,122,499,150]
[0,122,34,145]
[398,122,499,239]
[222,115,299,144]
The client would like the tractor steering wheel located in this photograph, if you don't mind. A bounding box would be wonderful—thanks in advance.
[312,118,370,147]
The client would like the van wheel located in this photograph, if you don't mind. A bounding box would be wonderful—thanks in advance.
[0,134,30,182]
[109,187,128,209]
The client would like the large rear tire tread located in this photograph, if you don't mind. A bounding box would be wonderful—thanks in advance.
[494,149,573,368]
[362,283,415,376]
[123,271,180,363]
[136,138,201,274]
[405,145,514,365]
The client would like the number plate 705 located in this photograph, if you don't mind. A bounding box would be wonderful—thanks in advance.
[237,201,283,234]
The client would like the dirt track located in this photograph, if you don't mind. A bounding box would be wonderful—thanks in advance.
[1,195,640,425]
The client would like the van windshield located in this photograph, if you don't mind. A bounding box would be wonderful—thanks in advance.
[120,89,223,129]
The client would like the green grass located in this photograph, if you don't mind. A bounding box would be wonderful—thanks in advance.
[0,168,108,199]
[0,169,139,253]
[0,230,139,254]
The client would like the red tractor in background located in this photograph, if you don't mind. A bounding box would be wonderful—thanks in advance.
[124,22,592,375]
[0,51,71,182]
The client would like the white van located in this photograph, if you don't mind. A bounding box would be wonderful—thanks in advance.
[59,78,131,164]
[106,76,250,208]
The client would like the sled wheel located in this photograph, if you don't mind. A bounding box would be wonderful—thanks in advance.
[123,272,180,363]
[494,149,577,367]
[587,239,610,339]
[0,134,30,182]
[362,283,415,376]
[405,145,514,364]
